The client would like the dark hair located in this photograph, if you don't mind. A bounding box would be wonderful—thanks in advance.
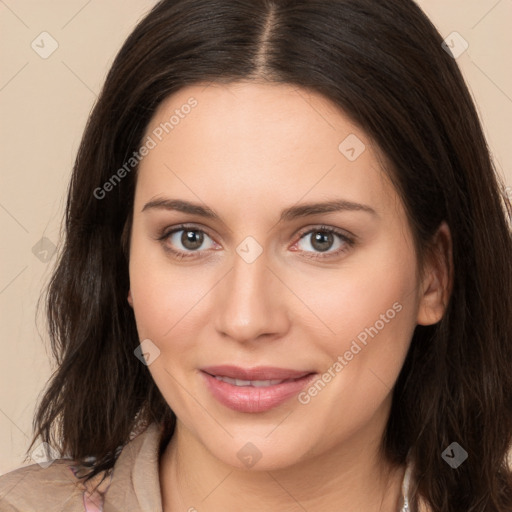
[27,0,512,510]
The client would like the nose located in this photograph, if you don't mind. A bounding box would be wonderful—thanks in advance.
[214,244,290,344]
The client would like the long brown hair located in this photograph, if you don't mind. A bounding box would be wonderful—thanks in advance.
[27,1,512,510]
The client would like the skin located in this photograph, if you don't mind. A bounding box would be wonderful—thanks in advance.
[127,81,451,511]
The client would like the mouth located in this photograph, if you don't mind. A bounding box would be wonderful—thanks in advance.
[209,375,301,387]
[200,365,317,413]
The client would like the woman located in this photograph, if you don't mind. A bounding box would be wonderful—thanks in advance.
[1,0,511,511]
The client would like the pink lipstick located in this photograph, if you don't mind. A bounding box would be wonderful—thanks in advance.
[200,365,317,413]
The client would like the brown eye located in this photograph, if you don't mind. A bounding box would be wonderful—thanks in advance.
[310,231,335,252]
[179,229,205,250]
[158,225,217,259]
[294,226,355,260]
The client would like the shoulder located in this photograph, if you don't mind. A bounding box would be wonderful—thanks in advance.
[0,459,108,512]
[0,422,164,512]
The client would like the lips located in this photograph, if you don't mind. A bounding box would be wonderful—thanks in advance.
[213,375,289,387]
[200,365,317,413]
[201,365,313,381]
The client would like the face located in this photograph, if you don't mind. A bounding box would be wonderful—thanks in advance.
[127,81,443,470]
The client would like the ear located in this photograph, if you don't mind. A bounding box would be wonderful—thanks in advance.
[416,221,453,326]
[127,289,133,308]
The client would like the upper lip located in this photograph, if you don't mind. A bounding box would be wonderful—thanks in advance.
[201,365,314,381]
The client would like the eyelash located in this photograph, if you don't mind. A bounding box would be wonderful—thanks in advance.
[157,223,355,261]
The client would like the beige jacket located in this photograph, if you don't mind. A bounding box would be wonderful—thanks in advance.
[0,422,165,512]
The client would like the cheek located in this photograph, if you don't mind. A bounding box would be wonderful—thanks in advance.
[302,242,418,351]
[128,236,214,346]
[296,273,418,446]
[298,239,420,413]
[130,274,196,340]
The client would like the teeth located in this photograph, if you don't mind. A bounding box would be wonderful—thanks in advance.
[214,375,286,387]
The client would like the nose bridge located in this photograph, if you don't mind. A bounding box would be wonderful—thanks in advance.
[214,240,287,341]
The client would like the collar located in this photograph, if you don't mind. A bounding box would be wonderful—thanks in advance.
[103,422,165,512]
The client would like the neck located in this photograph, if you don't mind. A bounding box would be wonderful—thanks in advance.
[159,420,406,512]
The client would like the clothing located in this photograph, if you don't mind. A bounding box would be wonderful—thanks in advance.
[0,422,419,511]
[0,422,165,512]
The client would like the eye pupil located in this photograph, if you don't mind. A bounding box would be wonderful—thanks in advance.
[182,230,204,250]
[312,231,334,252]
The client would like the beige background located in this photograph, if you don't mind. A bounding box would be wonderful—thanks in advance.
[1,0,511,473]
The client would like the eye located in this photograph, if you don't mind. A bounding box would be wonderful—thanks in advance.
[293,225,355,260]
[158,224,218,260]
[157,223,355,261]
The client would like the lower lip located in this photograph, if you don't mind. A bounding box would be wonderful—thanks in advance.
[201,371,317,413]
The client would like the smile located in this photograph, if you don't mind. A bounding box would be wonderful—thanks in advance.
[213,375,299,387]
[200,368,317,413]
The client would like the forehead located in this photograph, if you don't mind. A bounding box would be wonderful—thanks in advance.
[144,81,368,160]
[135,81,396,219]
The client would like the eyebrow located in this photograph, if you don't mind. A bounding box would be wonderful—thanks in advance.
[141,197,377,222]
